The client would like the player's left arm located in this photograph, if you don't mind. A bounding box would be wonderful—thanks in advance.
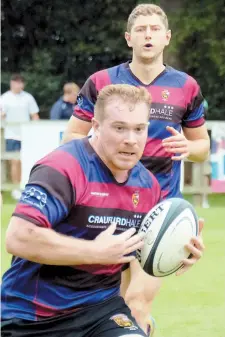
[182,77,210,162]
[163,77,210,162]
[182,124,210,162]
[121,172,163,331]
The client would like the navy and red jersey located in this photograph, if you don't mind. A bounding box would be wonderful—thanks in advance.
[1,138,161,321]
[74,62,206,198]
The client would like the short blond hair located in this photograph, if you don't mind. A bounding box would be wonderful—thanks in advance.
[127,4,169,32]
[63,82,80,95]
[94,84,151,121]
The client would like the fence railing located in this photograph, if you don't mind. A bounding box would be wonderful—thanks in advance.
[1,121,221,198]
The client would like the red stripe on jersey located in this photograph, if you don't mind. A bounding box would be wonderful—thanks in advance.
[36,150,87,202]
[144,138,173,158]
[183,75,200,106]
[74,106,93,122]
[14,204,51,228]
[91,70,111,92]
[78,181,159,212]
[148,86,187,108]
[34,300,80,318]
[184,117,205,128]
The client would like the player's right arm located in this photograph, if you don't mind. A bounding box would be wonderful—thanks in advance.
[6,218,142,265]
[5,150,143,265]
[62,116,92,142]
[62,76,97,143]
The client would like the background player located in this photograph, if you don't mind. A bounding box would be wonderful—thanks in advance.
[62,3,209,334]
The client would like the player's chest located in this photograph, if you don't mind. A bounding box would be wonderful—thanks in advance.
[69,184,153,238]
[148,86,187,124]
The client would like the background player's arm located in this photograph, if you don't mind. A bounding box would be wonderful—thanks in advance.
[183,124,210,162]
[163,78,210,162]
[62,75,97,143]
[29,94,39,120]
[31,113,39,120]
[182,79,210,162]
[62,115,92,143]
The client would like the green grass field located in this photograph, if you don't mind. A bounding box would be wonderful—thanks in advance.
[1,194,225,337]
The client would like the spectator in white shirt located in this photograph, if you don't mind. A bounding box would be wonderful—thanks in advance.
[1,74,39,200]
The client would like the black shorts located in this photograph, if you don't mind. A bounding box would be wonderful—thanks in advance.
[1,296,147,337]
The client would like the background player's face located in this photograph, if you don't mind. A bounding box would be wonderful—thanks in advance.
[10,80,24,94]
[92,98,149,174]
[125,14,171,63]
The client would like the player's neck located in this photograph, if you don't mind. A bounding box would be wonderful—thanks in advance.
[10,89,22,95]
[89,138,129,183]
[129,56,165,85]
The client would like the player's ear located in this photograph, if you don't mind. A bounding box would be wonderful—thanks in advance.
[91,118,100,135]
[165,29,171,46]
[125,32,132,48]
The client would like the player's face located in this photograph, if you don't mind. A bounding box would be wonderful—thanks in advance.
[125,14,171,62]
[10,80,24,93]
[93,98,149,176]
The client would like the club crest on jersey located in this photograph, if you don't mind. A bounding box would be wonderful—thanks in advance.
[22,187,47,209]
[161,89,170,101]
[77,94,83,107]
[110,314,138,330]
[132,191,139,207]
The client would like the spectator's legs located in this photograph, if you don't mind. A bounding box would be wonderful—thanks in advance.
[10,159,22,200]
[5,139,22,200]
[11,159,21,184]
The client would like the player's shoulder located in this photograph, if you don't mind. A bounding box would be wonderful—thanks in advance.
[90,62,125,83]
[53,97,63,106]
[57,138,88,159]
[1,91,11,99]
[34,139,89,181]
[22,91,35,99]
[166,66,198,88]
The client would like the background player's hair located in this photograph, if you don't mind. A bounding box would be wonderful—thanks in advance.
[94,84,151,121]
[10,73,25,82]
[127,4,169,32]
[63,82,80,95]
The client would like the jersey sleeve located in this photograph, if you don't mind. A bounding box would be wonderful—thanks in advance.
[50,100,62,120]
[13,150,75,228]
[182,76,206,128]
[28,94,39,115]
[73,76,97,122]
[73,69,112,122]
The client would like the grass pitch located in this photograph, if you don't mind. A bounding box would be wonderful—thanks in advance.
[1,194,225,337]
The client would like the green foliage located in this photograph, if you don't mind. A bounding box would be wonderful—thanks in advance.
[169,1,225,120]
[1,0,225,119]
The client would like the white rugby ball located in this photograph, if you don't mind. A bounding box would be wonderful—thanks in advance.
[137,198,198,277]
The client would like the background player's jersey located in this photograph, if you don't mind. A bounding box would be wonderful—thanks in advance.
[1,138,161,321]
[74,62,206,198]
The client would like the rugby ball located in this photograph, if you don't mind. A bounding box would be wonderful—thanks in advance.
[136,198,198,277]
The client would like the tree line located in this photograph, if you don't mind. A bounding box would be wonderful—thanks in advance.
[1,0,225,120]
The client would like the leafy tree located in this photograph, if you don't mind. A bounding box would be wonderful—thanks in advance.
[1,0,225,119]
[169,1,225,120]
